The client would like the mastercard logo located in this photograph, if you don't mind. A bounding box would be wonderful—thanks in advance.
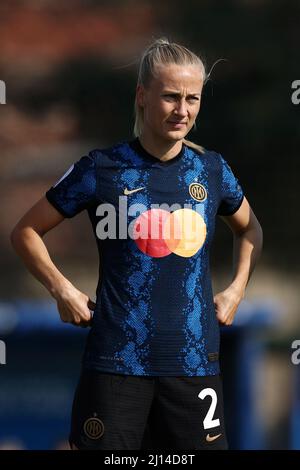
[133,208,207,258]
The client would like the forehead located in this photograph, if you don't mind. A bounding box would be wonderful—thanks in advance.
[151,64,203,91]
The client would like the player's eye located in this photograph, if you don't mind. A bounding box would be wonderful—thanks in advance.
[163,94,177,100]
[187,96,200,102]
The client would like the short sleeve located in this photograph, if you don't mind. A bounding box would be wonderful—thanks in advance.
[45,151,97,218]
[217,154,244,216]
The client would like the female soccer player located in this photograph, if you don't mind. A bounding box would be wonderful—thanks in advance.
[11,38,263,450]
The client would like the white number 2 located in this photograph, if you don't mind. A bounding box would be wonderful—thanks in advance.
[198,388,220,430]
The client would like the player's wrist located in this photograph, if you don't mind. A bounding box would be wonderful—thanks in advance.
[49,277,75,301]
[228,282,245,301]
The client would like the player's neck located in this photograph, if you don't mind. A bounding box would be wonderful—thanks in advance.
[139,133,183,162]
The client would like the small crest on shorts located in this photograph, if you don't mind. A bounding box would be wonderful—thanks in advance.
[83,416,104,440]
[189,183,207,202]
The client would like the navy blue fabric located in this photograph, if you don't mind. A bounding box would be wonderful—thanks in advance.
[46,138,244,376]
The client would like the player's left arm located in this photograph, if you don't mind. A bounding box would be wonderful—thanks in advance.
[214,196,263,325]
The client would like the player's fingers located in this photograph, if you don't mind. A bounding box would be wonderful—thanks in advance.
[71,320,88,328]
[71,317,81,326]
[72,311,93,327]
[59,306,72,323]
[79,309,93,323]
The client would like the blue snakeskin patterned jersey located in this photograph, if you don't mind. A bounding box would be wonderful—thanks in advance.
[46,138,244,376]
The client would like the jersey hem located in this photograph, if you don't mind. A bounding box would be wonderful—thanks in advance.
[82,360,220,377]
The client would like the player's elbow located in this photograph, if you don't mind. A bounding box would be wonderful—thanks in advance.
[234,219,263,254]
[10,224,23,251]
[252,216,263,243]
[256,222,263,253]
[10,223,33,252]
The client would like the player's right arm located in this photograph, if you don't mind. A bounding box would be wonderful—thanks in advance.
[10,196,95,327]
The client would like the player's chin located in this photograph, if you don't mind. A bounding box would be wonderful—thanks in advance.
[164,128,189,141]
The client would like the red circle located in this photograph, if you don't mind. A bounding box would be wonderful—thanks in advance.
[134,209,172,258]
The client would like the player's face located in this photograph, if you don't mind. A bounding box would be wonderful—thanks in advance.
[137,63,203,144]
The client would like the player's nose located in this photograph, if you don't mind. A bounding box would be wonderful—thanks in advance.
[174,99,188,117]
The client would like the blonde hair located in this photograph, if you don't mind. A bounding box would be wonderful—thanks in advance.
[134,37,206,154]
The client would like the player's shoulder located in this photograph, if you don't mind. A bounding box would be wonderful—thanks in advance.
[184,141,223,166]
[87,139,131,163]
[88,139,130,155]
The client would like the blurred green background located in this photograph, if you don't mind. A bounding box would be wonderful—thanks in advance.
[0,0,300,450]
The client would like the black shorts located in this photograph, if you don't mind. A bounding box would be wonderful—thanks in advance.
[69,369,228,450]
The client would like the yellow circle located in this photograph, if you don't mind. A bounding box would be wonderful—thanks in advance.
[164,208,206,257]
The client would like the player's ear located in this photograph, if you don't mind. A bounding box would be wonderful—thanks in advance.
[136,84,145,107]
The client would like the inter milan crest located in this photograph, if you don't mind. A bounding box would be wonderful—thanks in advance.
[189,183,207,202]
[83,416,104,440]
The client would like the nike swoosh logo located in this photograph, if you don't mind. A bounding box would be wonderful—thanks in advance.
[206,433,222,442]
[123,187,145,195]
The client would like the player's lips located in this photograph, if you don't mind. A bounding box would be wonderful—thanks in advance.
[166,121,187,128]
